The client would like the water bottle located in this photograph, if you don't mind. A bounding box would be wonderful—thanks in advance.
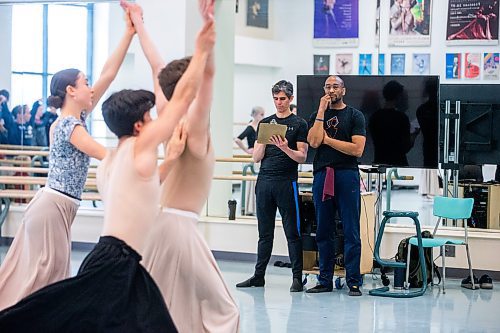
[228,199,237,220]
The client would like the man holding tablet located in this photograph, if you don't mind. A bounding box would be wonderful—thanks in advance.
[236,80,308,292]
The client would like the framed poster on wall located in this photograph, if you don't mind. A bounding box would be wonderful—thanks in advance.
[446,53,462,79]
[314,55,330,75]
[391,54,406,74]
[388,0,432,46]
[313,0,359,47]
[378,54,386,75]
[336,54,353,74]
[464,53,481,79]
[412,53,430,74]
[246,0,269,28]
[446,0,499,45]
[359,54,372,75]
[483,53,500,79]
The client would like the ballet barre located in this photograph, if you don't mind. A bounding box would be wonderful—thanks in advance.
[0,166,97,174]
[0,190,101,201]
[213,174,313,184]
[215,157,254,163]
[0,158,36,166]
[230,170,313,178]
[0,149,50,157]
[0,176,97,187]
[0,144,47,151]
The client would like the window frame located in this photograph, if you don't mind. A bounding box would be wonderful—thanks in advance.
[10,3,94,128]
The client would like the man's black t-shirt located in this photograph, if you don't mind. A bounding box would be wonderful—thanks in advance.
[257,113,308,181]
[308,106,366,172]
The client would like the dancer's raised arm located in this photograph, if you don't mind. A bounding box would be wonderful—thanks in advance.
[134,18,215,178]
[90,8,135,112]
[122,0,168,112]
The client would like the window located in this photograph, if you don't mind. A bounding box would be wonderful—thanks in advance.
[11,4,92,110]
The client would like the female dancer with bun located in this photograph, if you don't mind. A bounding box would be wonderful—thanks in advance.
[0,8,136,311]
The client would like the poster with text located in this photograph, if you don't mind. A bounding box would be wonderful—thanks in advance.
[483,52,500,79]
[391,54,406,74]
[314,55,331,75]
[412,53,430,74]
[314,0,359,47]
[446,0,499,45]
[336,54,353,74]
[359,54,373,75]
[464,53,481,79]
[388,0,432,46]
[246,0,269,28]
[446,53,462,79]
[378,54,385,74]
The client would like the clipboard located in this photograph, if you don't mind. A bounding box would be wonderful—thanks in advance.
[257,123,288,144]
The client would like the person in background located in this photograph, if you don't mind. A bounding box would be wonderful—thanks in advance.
[236,80,308,292]
[30,100,48,147]
[290,103,297,115]
[11,105,33,146]
[0,91,11,144]
[42,105,59,145]
[234,106,264,216]
[0,90,18,146]
[235,106,264,154]
[369,80,411,166]
[0,118,7,144]
[306,75,366,296]
[0,90,10,122]
[417,78,439,198]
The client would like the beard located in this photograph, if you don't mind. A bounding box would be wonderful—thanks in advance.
[329,94,342,108]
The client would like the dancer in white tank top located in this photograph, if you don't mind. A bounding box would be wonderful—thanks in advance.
[122,1,240,331]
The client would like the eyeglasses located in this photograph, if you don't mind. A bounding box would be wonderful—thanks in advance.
[324,84,343,90]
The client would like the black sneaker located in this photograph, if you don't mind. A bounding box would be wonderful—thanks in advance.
[236,275,265,288]
[348,286,362,296]
[290,278,303,292]
[461,275,479,290]
[479,274,493,289]
[305,284,333,293]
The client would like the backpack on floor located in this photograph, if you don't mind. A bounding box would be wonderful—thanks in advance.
[395,230,441,288]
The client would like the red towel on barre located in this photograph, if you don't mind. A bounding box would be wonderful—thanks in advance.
[322,167,335,201]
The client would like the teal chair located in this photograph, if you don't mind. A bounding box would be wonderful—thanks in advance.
[370,210,428,298]
[406,196,475,293]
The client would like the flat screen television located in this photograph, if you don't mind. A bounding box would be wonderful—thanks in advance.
[440,84,500,165]
[297,75,440,168]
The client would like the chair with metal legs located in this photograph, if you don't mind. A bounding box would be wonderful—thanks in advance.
[370,210,427,298]
[406,196,475,293]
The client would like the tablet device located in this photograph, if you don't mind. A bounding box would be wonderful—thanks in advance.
[257,123,288,144]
